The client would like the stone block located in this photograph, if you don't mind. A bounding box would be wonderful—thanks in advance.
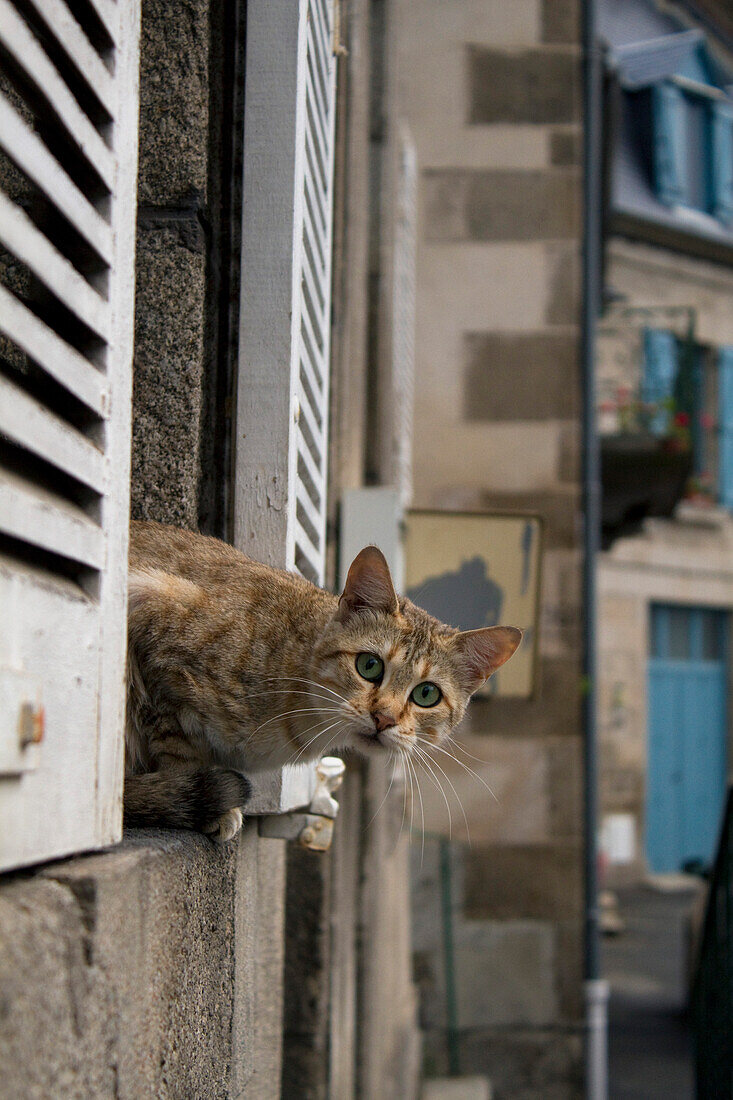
[464,656,584,741]
[550,130,582,166]
[555,921,584,1020]
[463,843,584,921]
[468,48,581,125]
[424,170,582,243]
[422,1076,493,1100]
[131,226,206,528]
[547,738,583,841]
[458,1027,584,1099]
[454,920,557,1027]
[470,489,581,549]
[464,332,580,422]
[542,0,582,44]
[0,830,250,1100]
[138,0,210,205]
[545,244,581,325]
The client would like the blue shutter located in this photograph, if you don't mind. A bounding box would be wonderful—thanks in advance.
[653,82,688,206]
[718,347,733,507]
[710,101,733,224]
[643,329,678,436]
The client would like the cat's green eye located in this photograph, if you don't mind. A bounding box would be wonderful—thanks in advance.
[411,682,441,708]
[355,652,384,682]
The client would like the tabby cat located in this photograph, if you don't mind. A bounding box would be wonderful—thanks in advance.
[125,521,521,841]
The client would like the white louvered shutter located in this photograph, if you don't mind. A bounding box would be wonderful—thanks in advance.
[234,0,337,814]
[0,0,141,870]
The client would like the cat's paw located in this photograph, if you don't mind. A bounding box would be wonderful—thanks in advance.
[203,806,244,843]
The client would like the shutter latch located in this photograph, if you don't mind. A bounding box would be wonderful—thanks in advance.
[259,756,345,851]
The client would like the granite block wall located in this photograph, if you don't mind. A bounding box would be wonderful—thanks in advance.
[393,0,586,1094]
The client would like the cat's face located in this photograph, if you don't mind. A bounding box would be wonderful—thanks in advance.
[310,547,521,760]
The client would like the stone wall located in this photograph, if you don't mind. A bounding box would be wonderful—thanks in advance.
[392,1,586,1095]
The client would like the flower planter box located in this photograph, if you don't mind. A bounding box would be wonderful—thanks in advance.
[601,433,693,548]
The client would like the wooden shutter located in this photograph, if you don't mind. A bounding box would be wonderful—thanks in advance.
[235,0,337,590]
[0,0,141,870]
[718,347,733,508]
[642,328,678,436]
[234,0,338,814]
[710,100,733,225]
[653,82,687,206]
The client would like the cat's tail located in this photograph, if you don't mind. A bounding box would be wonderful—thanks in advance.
[123,766,251,834]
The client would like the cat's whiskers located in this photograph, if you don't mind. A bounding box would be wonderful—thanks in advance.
[428,737,499,803]
[407,751,426,865]
[257,676,351,707]
[414,737,472,844]
[289,714,349,766]
[246,704,343,740]
[409,741,453,840]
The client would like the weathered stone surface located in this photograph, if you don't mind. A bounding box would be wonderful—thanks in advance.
[464,332,580,421]
[0,832,240,1099]
[547,738,584,841]
[467,488,581,549]
[542,0,582,44]
[546,244,581,325]
[463,844,584,921]
[464,657,584,742]
[454,920,557,1027]
[468,48,581,125]
[423,170,582,242]
[551,129,582,166]
[556,922,584,1021]
[131,226,206,528]
[558,421,581,482]
[137,0,210,205]
[421,1026,583,1098]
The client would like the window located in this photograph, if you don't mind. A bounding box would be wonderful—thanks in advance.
[0,1,141,870]
[718,346,733,508]
[653,80,733,225]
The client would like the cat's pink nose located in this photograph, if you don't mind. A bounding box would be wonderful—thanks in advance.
[373,710,396,733]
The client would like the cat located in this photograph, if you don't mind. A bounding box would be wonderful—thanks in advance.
[125,520,522,841]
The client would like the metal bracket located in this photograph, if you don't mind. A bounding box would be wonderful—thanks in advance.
[258,756,345,850]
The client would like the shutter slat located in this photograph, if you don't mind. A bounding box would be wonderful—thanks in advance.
[299,340,324,420]
[0,0,115,189]
[296,416,325,488]
[305,80,328,190]
[302,182,326,275]
[300,256,325,355]
[0,468,105,569]
[293,516,321,567]
[0,375,107,494]
[0,189,110,340]
[0,91,113,264]
[0,283,107,416]
[296,472,322,531]
[303,144,327,236]
[84,0,119,45]
[306,23,329,134]
[24,0,116,118]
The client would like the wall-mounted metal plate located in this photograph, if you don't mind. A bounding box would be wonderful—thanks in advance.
[0,666,43,775]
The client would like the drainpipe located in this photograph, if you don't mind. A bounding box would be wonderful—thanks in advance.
[581,1,610,1098]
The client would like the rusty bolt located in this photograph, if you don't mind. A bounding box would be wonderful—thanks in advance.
[19,702,44,748]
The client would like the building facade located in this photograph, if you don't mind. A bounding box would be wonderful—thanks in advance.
[596,0,733,882]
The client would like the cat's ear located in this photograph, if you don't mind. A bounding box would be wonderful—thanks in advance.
[335,546,399,622]
[451,626,522,693]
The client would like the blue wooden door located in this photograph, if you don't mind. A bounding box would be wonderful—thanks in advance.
[647,605,729,873]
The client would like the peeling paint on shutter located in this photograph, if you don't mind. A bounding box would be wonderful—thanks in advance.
[0,0,141,870]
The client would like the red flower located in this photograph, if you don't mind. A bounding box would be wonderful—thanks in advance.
[674,411,690,427]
